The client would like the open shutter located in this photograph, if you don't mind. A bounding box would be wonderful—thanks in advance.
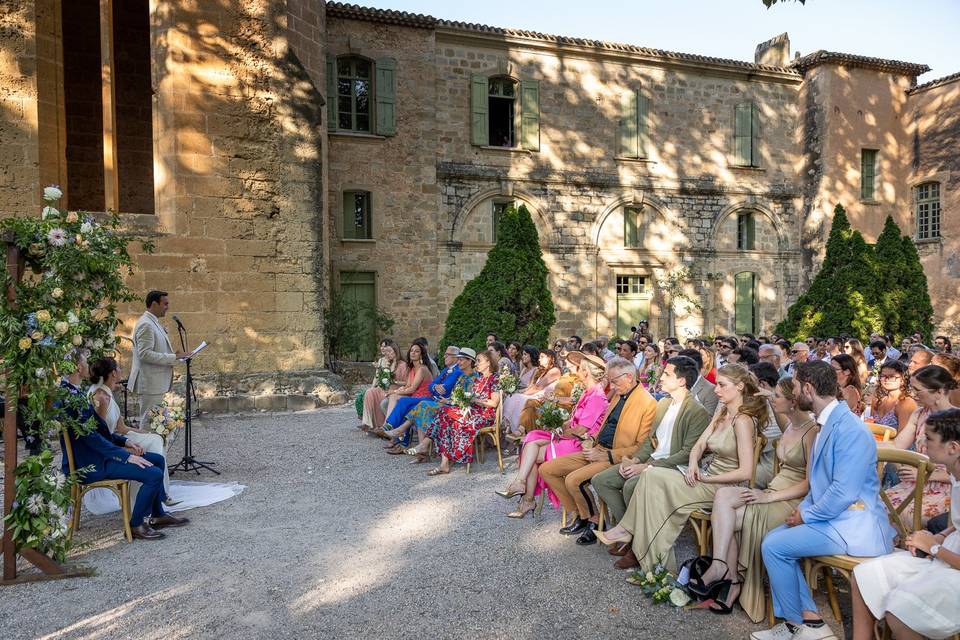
[375,57,396,136]
[637,91,650,158]
[733,103,752,166]
[520,79,540,151]
[750,103,761,167]
[747,213,756,249]
[326,55,338,131]
[470,74,488,146]
[618,90,638,158]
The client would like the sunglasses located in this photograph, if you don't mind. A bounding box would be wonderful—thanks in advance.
[790,349,802,354]
[880,374,902,381]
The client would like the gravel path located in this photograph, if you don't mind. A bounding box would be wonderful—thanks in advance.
[2,406,813,639]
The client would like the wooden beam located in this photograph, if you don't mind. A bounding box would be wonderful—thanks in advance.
[2,239,18,582]
[99,0,119,212]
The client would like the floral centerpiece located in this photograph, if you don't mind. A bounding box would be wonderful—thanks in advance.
[0,186,151,562]
[374,365,394,390]
[496,371,518,395]
[147,392,186,442]
[534,400,570,431]
[628,562,691,607]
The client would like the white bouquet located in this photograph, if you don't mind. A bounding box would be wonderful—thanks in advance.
[148,392,186,441]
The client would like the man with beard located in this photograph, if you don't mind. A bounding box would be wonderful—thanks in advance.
[752,360,895,640]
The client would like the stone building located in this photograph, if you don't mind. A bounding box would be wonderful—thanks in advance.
[1,1,958,402]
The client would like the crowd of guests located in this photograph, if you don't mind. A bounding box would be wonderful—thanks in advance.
[354,330,960,640]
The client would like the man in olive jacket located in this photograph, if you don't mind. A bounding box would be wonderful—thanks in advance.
[591,356,711,566]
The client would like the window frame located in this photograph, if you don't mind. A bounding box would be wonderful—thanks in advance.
[491,198,515,244]
[487,76,519,148]
[341,190,373,241]
[860,149,878,201]
[736,212,756,251]
[336,56,374,134]
[915,181,941,241]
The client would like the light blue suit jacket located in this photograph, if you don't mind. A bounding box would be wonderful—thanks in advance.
[799,401,896,556]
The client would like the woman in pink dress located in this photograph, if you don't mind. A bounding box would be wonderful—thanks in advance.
[496,351,609,518]
[360,339,406,433]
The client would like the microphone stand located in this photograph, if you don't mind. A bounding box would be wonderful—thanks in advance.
[169,318,218,476]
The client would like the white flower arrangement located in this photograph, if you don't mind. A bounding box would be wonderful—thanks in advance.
[148,392,186,441]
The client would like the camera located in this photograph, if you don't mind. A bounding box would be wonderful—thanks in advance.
[630,320,649,333]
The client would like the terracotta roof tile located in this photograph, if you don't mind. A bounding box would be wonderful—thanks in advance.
[908,70,960,94]
[790,50,929,76]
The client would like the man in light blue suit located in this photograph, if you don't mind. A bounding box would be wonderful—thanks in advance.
[752,361,895,640]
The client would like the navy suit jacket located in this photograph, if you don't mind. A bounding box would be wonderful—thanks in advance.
[431,364,463,400]
[58,379,129,476]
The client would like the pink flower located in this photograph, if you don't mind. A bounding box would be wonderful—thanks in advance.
[47,228,67,247]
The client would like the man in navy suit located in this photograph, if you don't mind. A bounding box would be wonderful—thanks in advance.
[60,352,188,540]
[752,361,895,640]
[382,345,463,447]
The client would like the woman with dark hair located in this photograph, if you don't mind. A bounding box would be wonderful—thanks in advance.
[381,342,433,452]
[932,353,960,406]
[866,360,917,432]
[831,353,864,415]
[507,341,523,370]
[488,341,517,376]
[360,339,407,433]
[412,337,440,377]
[501,349,561,435]
[517,346,539,391]
[843,338,871,382]
[881,365,957,526]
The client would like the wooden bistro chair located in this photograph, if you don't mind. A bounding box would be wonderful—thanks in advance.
[467,391,504,474]
[688,433,768,556]
[804,448,936,632]
[868,423,897,444]
[62,430,134,543]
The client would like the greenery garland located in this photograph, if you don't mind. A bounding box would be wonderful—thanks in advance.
[0,186,152,561]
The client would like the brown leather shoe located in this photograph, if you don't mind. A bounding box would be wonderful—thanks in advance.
[131,524,166,540]
[614,550,640,570]
[607,542,629,557]
[150,514,190,529]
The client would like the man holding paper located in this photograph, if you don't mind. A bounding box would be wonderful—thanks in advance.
[129,290,189,425]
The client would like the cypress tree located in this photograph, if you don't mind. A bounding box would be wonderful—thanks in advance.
[775,204,884,340]
[440,204,555,351]
[873,215,906,335]
[896,234,934,341]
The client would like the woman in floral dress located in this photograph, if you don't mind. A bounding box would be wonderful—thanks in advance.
[411,351,499,476]
[882,364,956,526]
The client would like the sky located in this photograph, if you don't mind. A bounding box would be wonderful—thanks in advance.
[360,0,960,81]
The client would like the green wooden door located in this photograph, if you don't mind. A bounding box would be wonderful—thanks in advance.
[616,275,650,340]
[340,271,377,361]
[734,272,758,335]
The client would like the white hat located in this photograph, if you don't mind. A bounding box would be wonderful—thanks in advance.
[455,347,477,362]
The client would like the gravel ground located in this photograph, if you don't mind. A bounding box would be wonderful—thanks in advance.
[1,406,842,639]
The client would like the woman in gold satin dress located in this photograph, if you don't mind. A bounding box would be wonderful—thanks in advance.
[597,364,767,575]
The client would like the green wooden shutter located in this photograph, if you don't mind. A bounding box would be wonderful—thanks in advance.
[326,55,338,131]
[733,103,752,166]
[375,57,396,136]
[747,213,756,250]
[624,207,639,247]
[470,74,488,146]
[861,150,876,200]
[734,272,756,334]
[342,192,355,239]
[750,103,761,167]
[520,79,540,151]
[638,91,650,158]
[618,91,638,158]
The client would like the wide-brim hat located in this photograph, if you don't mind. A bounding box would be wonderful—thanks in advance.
[566,351,606,371]
[455,347,477,362]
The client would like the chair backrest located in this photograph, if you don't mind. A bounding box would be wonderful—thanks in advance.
[494,390,503,429]
[877,448,936,540]
[869,423,896,443]
[61,429,78,475]
[749,434,767,489]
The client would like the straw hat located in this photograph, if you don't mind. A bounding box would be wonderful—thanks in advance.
[566,350,606,371]
[455,347,477,362]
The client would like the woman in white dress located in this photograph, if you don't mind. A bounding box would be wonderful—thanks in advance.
[850,407,960,640]
[87,357,173,506]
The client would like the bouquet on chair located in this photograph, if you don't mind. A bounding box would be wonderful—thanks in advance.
[495,371,518,395]
[147,392,186,442]
[374,365,394,390]
[534,400,570,431]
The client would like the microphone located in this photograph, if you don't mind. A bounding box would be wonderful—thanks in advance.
[172,315,185,329]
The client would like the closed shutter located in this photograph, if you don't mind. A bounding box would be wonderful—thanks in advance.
[375,57,396,136]
[326,55,338,131]
[624,207,640,247]
[470,74,488,146]
[733,103,752,166]
[734,272,757,334]
[339,271,378,361]
[750,103,761,167]
[638,91,651,158]
[618,90,638,158]
[520,79,540,151]
[861,150,877,200]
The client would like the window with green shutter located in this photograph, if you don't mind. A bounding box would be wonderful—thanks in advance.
[737,212,756,251]
[861,149,878,200]
[492,200,514,243]
[471,75,539,150]
[339,271,377,361]
[624,206,643,248]
[487,77,517,147]
[734,272,758,334]
[326,56,396,135]
[336,57,372,133]
[342,191,372,240]
[733,102,761,167]
[618,89,650,159]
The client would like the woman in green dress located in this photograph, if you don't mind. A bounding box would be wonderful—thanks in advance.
[597,364,767,574]
[694,376,817,617]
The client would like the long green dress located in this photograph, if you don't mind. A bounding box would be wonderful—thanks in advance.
[621,422,744,573]
[737,421,815,622]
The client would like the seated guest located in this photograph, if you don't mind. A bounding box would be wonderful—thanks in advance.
[514,354,581,435]
[507,341,523,371]
[403,348,479,462]
[843,338,871,382]
[516,345,540,391]
[539,357,657,544]
[488,341,517,376]
[408,350,497,475]
[60,351,187,540]
[831,353,863,415]
[678,348,719,416]
[360,339,406,433]
[616,339,643,371]
[381,345,462,448]
[637,343,660,389]
[497,352,609,518]
[597,364,764,573]
[749,361,787,489]
[87,356,174,505]
[596,335,616,362]
[700,344,718,384]
[866,360,917,431]
[881,365,956,527]
[934,335,953,354]
[502,349,561,435]
[907,347,935,376]
[591,356,711,563]
[730,346,760,366]
[932,352,960,406]
[692,376,817,618]
[413,336,440,377]
[850,407,960,640]
[382,343,434,453]
[751,361,894,640]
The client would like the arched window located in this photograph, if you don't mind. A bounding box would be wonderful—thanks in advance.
[488,77,517,147]
[734,272,758,334]
[737,212,756,250]
[336,57,372,132]
[915,182,941,240]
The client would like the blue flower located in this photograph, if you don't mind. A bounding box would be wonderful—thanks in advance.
[25,313,37,331]
[11,500,18,510]
[40,336,55,348]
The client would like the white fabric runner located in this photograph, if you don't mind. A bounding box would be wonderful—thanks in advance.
[82,480,245,515]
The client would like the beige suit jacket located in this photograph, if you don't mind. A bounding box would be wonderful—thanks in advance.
[128,311,176,395]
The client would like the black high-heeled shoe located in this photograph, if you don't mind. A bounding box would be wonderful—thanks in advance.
[688,558,729,598]
[708,581,741,615]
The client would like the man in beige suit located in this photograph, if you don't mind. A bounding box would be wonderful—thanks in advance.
[129,290,187,425]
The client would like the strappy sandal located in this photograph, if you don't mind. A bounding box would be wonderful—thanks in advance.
[404,447,424,456]
[707,581,741,615]
[408,452,429,464]
[495,484,525,499]
[385,444,406,455]
[427,467,450,476]
[507,498,536,518]
[688,558,729,599]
